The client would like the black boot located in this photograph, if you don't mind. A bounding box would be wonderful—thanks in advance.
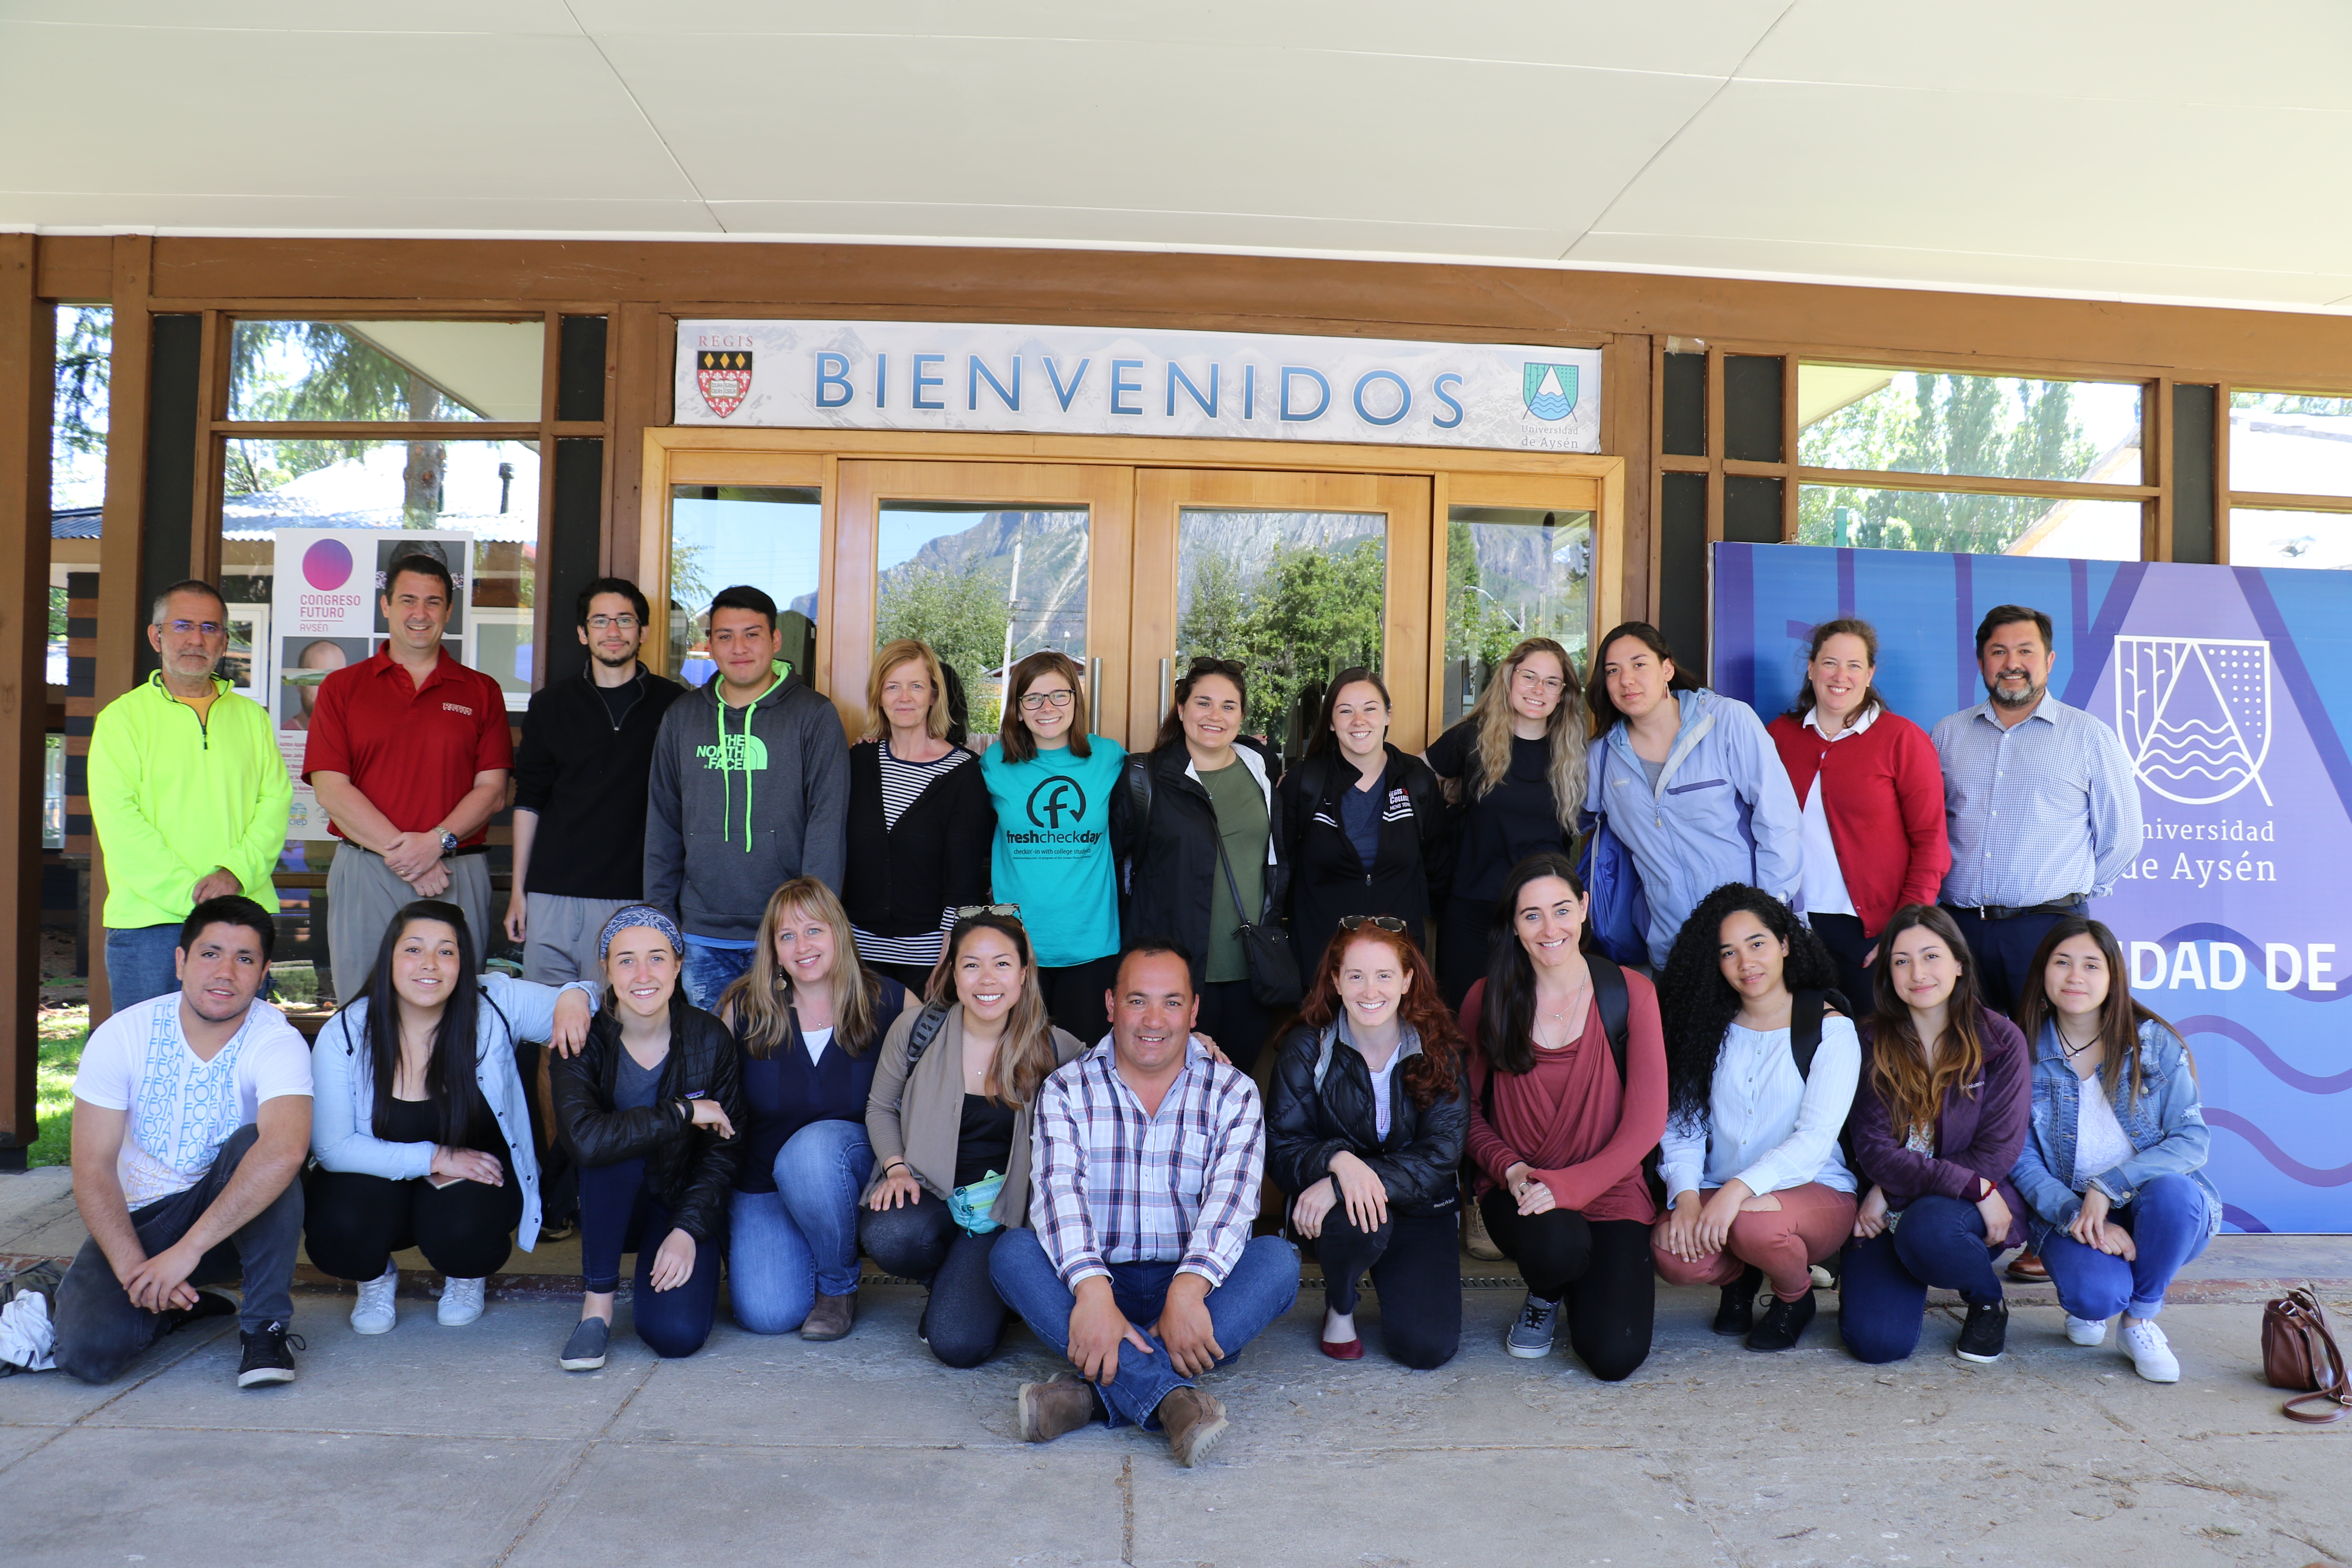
[1713,1266,1763,1336]
[1746,1289,1816,1352]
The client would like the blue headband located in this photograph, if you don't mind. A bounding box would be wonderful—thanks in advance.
[599,904,684,961]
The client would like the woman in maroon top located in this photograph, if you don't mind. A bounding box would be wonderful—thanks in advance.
[1462,852,1668,1380]
[1765,619,1951,1009]
[1839,904,2030,1366]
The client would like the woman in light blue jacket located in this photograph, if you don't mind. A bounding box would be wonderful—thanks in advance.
[2012,916,2220,1384]
[307,900,596,1335]
[1584,623,1804,971]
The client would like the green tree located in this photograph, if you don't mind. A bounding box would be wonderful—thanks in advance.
[878,567,1013,733]
[1175,537,1385,753]
[1797,374,2098,553]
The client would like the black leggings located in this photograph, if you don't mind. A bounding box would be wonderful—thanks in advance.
[1305,1206,1461,1370]
[1037,954,1119,1045]
[1809,913,1876,1017]
[1195,977,1279,1074]
[1478,1188,1655,1382]
[1436,894,1496,1010]
[859,1190,1009,1369]
[305,1164,522,1281]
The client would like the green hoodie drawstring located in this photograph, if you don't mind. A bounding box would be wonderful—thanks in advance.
[716,661,787,851]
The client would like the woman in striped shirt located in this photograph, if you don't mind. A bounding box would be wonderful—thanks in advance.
[842,639,997,992]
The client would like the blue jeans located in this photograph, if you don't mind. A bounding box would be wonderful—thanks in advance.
[727,1120,873,1332]
[1838,1194,2007,1365]
[681,940,754,1011]
[578,1156,723,1358]
[105,924,184,1012]
[2039,1172,2213,1321]
[989,1229,1301,1429]
[861,1190,1009,1369]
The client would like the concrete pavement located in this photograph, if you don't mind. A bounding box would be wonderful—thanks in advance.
[6,1167,2350,1567]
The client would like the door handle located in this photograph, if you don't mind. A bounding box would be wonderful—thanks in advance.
[1088,656,1102,722]
[1160,656,1172,718]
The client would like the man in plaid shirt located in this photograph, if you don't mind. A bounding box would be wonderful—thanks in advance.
[989,939,1300,1466]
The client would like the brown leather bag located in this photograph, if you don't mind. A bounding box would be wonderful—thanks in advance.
[2262,1286,2350,1425]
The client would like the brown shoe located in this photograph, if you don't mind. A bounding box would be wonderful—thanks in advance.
[1017,1373,1097,1444]
[800,1290,857,1341]
[1462,1200,1506,1262]
[1156,1386,1229,1468]
[2005,1250,2049,1283]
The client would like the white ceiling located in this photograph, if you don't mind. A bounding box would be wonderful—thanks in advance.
[6,1,2350,311]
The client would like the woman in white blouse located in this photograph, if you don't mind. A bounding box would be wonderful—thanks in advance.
[1651,885,1860,1352]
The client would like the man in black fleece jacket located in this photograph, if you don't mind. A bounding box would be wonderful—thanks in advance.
[643,584,850,1009]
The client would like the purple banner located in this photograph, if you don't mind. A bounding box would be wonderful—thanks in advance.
[1714,543,2352,1232]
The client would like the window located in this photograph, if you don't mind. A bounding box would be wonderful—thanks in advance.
[229,319,544,423]
[667,486,823,686]
[2226,392,2352,569]
[1800,366,2143,485]
[876,502,1087,736]
[1443,505,1592,728]
[1797,486,2141,560]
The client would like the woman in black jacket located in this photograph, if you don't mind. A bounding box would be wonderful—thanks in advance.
[1280,668,1451,981]
[844,638,996,991]
[1117,656,1288,1071]
[1269,920,1469,1369]
[551,906,744,1370]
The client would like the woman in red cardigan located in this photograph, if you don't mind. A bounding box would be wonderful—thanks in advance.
[1767,620,1952,1009]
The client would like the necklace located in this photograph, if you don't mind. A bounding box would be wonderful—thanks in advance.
[2058,1023,2101,1059]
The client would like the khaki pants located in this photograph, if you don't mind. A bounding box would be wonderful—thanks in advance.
[325,845,492,1002]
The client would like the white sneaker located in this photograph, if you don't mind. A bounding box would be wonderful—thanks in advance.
[2121,1317,2180,1382]
[437,1277,487,1327]
[2065,1314,2109,1346]
[350,1263,398,1335]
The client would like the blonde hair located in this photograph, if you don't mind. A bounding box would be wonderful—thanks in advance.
[720,878,880,1058]
[864,639,951,742]
[936,913,1060,1107]
[1467,636,1587,832]
[997,649,1093,764]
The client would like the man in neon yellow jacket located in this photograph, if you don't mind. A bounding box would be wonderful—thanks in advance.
[87,581,292,1013]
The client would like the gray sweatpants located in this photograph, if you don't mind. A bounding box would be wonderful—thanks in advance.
[325,844,492,1002]
[52,1124,303,1384]
[520,892,628,987]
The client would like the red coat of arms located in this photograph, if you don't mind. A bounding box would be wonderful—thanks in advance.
[698,349,753,419]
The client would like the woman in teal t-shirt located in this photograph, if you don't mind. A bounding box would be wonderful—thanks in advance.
[978,652,1127,1043]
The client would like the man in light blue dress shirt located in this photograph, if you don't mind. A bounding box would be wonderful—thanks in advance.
[1931,604,2143,1016]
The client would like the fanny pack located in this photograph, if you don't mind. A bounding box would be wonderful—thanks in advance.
[949,1170,1007,1236]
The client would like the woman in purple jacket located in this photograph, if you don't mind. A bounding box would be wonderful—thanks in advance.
[1838,904,2030,1366]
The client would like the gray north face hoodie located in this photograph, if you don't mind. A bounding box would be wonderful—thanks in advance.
[643,661,850,942]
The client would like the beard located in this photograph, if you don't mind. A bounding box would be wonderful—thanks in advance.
[592,645,638,670]
[1987,672,2046,710]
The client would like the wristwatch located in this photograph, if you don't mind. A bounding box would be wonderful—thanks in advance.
[439,830,460,855]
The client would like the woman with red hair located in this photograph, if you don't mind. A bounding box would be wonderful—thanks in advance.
[1268,921,1469,1369]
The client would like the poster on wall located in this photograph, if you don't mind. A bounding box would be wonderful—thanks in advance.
[1712,542,2352,1233]
[269,529,475,840]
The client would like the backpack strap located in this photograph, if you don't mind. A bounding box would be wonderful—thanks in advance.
[1588,953,1631,1084]
[1788,987,1852,1080]
[1126,752,1155,846]
[902,1002,953,1071]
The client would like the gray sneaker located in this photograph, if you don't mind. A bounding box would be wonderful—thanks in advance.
[1506,1293,1560,1359]
[559,1316,611,1372]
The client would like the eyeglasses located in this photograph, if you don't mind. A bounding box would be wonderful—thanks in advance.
[586,615,641,631]
[1336,914,1409,934]
[161,620,226,637]
[1513,669,1566,693]
[1019,689,1075,710]
[952,904,1023,922]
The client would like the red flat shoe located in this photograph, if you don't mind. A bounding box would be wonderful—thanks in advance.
[1320,1334,1364,1361]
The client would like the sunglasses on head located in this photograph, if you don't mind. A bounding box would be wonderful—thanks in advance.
[1336,914,1409,934]
[952,904,1023,922]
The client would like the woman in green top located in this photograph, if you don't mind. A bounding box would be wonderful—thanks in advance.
[1117,656,1288,1071]
[977,652,1129,1043]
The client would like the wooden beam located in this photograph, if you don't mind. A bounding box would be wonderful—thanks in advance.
[606,305,662,583]
[34,235,112,303]
[0,235,51,1155]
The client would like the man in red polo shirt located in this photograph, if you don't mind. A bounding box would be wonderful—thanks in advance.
[304,552,512,1001]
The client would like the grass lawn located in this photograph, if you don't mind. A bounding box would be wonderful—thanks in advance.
[30,1004,89,1168]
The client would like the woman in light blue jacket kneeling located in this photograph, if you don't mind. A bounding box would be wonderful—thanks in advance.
[2011,916,2221,1384]
[308,899,597,1335]
[1584,623,1804,971]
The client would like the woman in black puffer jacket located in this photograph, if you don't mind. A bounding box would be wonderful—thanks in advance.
[551,906,743,1369]
[1268,921,1469,1370]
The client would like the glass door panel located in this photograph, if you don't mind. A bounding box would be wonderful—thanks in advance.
[1134,470,1433,756]
[665,484,824,687]
[1441,504,1595,730]
[837,462,1133,741]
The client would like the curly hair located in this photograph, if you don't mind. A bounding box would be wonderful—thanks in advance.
[1655,883,1839,1122]
[1295,924,1465,1108]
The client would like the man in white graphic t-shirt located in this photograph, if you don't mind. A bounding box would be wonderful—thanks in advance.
[53,895,314,1387]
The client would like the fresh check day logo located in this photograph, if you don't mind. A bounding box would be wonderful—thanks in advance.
[676,321,1603,454]
[1004,773,1103,856]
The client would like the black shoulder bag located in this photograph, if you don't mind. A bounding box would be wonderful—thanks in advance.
[1213,827,1302,1009]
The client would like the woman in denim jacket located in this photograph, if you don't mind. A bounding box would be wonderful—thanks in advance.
[2011,917,2222,1384]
